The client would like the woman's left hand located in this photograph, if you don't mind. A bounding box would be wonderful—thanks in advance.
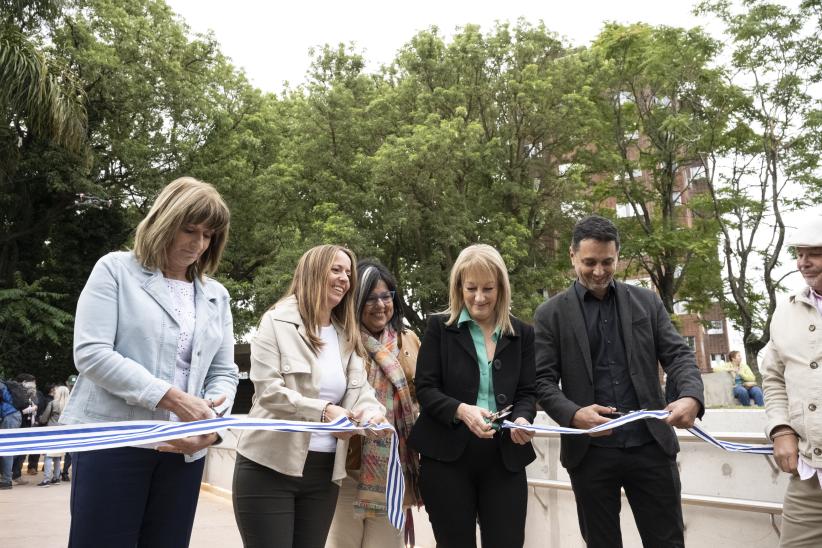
[157,433,219,455]
[354,409,390,438]
[509,417,534,445]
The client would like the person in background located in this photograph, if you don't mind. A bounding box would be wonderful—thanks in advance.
[713,350,764,407]
[0,380,23,490]
[37,385,70,486]
[409,244,537,548]
[327,259,423,548]
[62,177,239,548]
[762,217,822,547]
[11,373,40,484]
[233,245,388,548]
[61,375,78,482]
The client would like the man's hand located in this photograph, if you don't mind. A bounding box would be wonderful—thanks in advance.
[570,404,614,437]
[455,403,495,439]
[157,433,219,455]
[664,397,700,429]
[510,417,534,445]
[772,427,799,474]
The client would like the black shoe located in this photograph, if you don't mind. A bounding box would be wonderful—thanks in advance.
[37,479,50,487]
[61,473,69,482]
[50,478,61,485]
[0,481,11,490]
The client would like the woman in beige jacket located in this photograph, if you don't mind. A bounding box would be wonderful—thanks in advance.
[232,245,387,548]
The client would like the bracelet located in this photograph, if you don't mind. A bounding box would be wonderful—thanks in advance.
[771,430,797,440]
[321,402,332,423]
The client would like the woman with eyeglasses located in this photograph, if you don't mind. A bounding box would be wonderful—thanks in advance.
[327,259,423,548]
[233,245,388,548]
[408,244,537,548]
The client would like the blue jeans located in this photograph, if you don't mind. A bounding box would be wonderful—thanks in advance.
[733,385,764,406]
[1,411,22,483]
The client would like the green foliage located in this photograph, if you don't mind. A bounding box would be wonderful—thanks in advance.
[2,0,819,381]
[696,0,822,369]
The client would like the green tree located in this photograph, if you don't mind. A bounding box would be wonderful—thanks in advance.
[581,23,730,314]
[696,0,822,373]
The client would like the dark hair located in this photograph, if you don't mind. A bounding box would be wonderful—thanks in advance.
[355,259,404,335]
[572,215,620,251]
[728,350,740,361]
[16,373,35,383]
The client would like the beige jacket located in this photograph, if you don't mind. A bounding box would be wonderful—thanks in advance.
[236,295,385,482]
[761,286,822,465]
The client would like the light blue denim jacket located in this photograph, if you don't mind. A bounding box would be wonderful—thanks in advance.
[62,251,239,461]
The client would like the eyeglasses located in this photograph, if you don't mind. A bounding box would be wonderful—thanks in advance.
[364,290,395,307]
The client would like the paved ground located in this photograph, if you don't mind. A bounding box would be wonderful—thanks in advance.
[0,472,243,547]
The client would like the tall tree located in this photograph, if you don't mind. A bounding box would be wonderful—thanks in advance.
[696,0,822,373]
[581,23,730,314]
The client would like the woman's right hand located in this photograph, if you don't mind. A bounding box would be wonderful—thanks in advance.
[157,387,225,422]
[323,404,356,440]
[455,403,494,439]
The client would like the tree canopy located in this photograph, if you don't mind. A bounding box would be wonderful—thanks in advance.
[1,0,819,382]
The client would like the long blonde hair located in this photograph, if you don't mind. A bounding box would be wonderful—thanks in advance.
[277,245,362,356]
[133,177,230,281]
[51,385,70,414]
[445,244,514,335]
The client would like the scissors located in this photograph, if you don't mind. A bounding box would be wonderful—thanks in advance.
[488,404,513,423]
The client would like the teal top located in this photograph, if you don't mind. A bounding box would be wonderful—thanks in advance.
[458,307,501,414]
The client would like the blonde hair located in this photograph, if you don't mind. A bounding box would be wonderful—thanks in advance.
[445,244,514,335]
[277,245,362,356]
[133,177,230,281]
[51,385,70,414]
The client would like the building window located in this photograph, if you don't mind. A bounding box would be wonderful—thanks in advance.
[615,203,634,218]
[711,353,726,365]
[684,336,696,350]
[706,320,723,335]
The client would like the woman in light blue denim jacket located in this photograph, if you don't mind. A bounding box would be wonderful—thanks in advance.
[62,177,239,548]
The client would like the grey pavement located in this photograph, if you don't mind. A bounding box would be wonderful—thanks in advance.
[0,473,243,547]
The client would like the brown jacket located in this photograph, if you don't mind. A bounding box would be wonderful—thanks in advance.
[236,295,384,482]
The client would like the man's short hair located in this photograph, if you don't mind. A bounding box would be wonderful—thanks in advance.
[15,373,35,383]
[572,215,621,251]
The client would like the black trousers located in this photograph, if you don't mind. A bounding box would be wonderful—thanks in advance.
[233,452,339,548]
[68,446,205,548]
[419,435,528,548]
[568,442,684,548]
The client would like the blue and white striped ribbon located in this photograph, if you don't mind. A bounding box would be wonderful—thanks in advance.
[0,416,406,530]
[502,409,774,454]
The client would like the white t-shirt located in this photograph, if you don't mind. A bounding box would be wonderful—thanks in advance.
[308,325,347,452]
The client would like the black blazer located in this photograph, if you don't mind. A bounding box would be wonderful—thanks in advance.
[408,314,537,472]
[534,281,705,470]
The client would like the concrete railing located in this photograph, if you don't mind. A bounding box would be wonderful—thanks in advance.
[203,409,784,548]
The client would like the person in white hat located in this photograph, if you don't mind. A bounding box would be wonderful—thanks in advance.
[761,216,822,547]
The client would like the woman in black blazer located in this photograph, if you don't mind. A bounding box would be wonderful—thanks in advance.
[408,244,536,548]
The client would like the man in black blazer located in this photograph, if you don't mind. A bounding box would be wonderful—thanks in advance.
[534,215,704,548]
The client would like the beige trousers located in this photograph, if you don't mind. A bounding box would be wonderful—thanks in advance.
[326,472,404,548]
[780,474,822,547]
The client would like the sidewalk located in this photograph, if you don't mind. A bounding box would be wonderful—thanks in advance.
[0,474,243,547]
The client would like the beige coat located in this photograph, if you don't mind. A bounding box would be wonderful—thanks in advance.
[236,295,385,482]
[762,286,822,465]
